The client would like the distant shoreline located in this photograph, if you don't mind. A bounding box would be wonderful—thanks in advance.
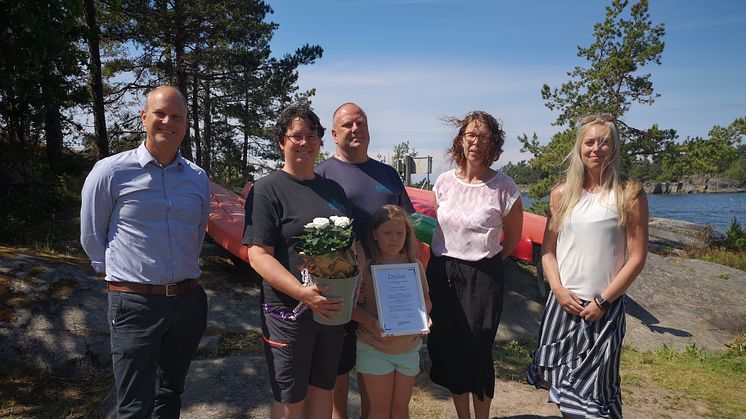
[517,177,745,196]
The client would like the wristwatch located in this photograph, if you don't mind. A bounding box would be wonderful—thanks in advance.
[593,295,611,311]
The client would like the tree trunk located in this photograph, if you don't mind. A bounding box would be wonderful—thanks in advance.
[174,0,191,160]
[191,73,202,167]
[203,79,212,175]
[44,103,63,174]
[84,0,108,159]
[242,94,249,174]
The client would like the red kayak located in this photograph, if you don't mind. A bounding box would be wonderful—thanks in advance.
[404,187,545,264]
[207,182,547,267]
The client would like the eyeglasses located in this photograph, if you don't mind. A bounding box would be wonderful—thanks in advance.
[578,113,615,127]
[463,132,493,144]
[285,133,321,144]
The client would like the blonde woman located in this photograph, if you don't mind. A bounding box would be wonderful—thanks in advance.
[527,114,649,418]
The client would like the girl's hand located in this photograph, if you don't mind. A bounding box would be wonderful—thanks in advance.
[580,299,606,322]
[368,316,394,340]
[552,286,584,316]
[299,284,342,321]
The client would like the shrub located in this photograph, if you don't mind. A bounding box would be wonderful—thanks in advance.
[724,217,746,251]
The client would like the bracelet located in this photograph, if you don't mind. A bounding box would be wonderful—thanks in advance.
[593,295,610,311]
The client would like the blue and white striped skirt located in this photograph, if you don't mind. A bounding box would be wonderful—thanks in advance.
[526,293,626,419]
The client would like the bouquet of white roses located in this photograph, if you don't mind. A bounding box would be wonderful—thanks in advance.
[295,216,358,279]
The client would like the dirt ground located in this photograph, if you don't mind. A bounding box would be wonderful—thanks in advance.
[2,243,744,418]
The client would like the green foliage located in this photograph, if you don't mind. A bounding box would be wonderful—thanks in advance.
[686,247,746,271]
[388,141,418,181]
[542,0,665,125]
[500,160,543,185]
[518,129,575,198]
[622,340,746,418]
[88,0,323,179]
[521,0,681,187]
[724,152,746,185]
[492,339,535,381]
[315,150,331,165]
[294,216,354,256]
[526,199,550,216]
[626,117,745,182]
[0,171,88,249]
[391,141,417,169]
[724,218,746,252]
[722,128,746,184]
[0,0,89,173]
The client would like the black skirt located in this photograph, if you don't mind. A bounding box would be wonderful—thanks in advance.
[426,252,505,400]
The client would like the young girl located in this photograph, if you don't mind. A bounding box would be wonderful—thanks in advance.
[353,204,432,419]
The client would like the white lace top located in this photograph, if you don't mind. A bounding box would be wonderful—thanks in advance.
[431,169,520,261]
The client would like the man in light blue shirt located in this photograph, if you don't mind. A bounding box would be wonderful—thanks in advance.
[81,86,210,418]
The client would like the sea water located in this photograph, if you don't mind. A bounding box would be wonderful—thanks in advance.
[522,192,746,233]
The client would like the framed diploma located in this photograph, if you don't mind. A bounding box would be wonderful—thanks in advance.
[370,263,429,336]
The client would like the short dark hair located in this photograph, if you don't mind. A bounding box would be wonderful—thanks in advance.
[273,103,325,148]
[445,111,505,169]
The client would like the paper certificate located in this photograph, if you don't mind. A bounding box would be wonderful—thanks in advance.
[370,263,429,337]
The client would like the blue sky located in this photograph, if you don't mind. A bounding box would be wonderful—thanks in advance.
[267,0,746,177]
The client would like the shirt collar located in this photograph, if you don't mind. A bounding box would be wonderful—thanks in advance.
[137,141,185,169]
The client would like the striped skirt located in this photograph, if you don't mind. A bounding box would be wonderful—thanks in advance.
[526,293,626,419]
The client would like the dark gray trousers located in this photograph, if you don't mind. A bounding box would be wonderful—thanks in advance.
[107,286,207,419]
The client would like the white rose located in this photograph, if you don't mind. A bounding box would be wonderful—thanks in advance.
[312,217,330,229]
[304,222,315,229]
[331,216,351,228]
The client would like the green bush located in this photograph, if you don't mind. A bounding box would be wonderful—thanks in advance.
[724,217,746,251]
[526,199,549,216]
[0,163,88,249]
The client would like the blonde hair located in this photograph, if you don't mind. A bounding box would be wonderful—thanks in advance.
[366,205,418,264]
[549,114,640,231]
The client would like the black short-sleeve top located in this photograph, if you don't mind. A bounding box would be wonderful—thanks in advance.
[243,170,352,308]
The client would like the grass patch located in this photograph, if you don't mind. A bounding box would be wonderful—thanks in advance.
[621,335,746,418]
[410,376,449,418]
[691,248,746,271]
[493,339,535,381]
[514,260,538,277]
[0,361,112,419]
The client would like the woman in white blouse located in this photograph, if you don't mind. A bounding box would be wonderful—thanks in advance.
[527,113,648,418]
[427,111,523,419]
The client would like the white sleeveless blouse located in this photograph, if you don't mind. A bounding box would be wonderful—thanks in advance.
[431,170,520,261]
[556,190,626,300]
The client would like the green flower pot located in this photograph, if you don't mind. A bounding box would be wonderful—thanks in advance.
[309,272,360,326]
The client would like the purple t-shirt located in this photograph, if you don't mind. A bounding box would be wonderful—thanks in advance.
[315,157,415,239]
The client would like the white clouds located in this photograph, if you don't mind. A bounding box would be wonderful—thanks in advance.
[304,57,559,169]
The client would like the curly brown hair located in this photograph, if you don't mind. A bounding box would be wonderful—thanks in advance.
[445,111,505,169]
[272,103,325,150]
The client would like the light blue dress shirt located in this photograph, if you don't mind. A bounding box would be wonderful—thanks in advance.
[80,142,210,284]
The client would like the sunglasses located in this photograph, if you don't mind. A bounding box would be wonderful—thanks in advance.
[577,113,615,128]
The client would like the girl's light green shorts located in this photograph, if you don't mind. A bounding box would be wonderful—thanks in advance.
[355,340,421,376]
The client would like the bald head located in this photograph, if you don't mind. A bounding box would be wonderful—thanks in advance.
[141,85,189,165]
[333,102,367,122]
[145,86,188,113]
[331,102,370,164]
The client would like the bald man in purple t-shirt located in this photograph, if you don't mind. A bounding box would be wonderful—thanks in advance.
[315,102,414,419]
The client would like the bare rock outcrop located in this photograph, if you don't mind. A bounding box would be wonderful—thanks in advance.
[644,176,745,194]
